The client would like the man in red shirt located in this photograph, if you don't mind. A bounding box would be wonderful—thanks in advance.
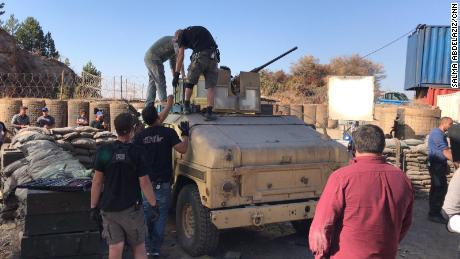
[309,124,414,259]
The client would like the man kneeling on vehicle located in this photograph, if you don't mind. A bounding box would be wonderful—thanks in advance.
[90,112,159,259]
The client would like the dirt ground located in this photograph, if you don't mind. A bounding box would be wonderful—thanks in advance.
[1,198,459,259]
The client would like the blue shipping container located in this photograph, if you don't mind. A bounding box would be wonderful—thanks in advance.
[404,25,452,90]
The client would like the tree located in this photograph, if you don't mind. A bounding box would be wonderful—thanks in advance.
[44,31,59,59]
[15,17,46,55]
[2,14,19,35]
[260,69,289,96]
[328,54,386,97]
[64,58,70,67]
[83,61,101,77]
[0,2,5,26]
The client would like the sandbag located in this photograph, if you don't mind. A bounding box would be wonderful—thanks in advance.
[18,126,50,135]
[93,131,116,139]
[56,140,75,152]
[75,126,101,133]
[71,138,96,149]
[95,137,116,145]
[51,127,76,135]
[75,155,93,164]
[80,132,94,139]
[63,132,80,141]
[54,134,63,140]
[404,139,425,146]
[74,148,90,156]
[18,140,57,155]
[1,158,28,177]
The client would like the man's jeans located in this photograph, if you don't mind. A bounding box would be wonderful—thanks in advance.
[429,162,449,216]
[145,59,167,106]
[143,182,171,253]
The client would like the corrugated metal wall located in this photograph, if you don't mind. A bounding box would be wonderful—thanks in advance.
[404,25,452,90]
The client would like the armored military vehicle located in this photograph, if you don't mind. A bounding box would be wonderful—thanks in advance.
[163,48,349,256]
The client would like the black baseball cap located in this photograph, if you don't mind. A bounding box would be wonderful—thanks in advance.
[114,113,134,136]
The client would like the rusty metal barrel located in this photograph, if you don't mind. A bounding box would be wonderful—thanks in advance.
[45,99,67,128]
[68,99,89,127]
[290,104,303,120]
[399,106,441,139]
[109,101,130,132]
[0,99,22,131]
[22,99,45,126]
[279,104,291,115]
[89,101,110,131]
[303,104,316,125]
[315,104,327,128]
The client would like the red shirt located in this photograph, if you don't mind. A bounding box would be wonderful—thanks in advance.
[309,156,414,259]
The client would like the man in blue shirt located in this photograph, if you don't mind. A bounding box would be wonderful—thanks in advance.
[428,117,454,223]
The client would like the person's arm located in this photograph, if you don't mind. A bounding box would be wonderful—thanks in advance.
[399,192,414,242]
[139,175,156,206]
[175,47,185,74]
[90,170,104,209]
[174,136,188,154]
[158,95,174,123]
[443,148,454,162]
[309,174,345,258]
[11,116,21,129]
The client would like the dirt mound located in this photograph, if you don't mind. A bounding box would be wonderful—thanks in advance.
[0,28,75,75]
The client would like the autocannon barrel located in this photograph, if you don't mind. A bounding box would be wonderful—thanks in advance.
[249,46,298,73]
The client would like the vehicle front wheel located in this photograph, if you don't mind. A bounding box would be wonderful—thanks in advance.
[176,184,219,256]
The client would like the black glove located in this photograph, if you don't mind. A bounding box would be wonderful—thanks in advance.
[149,204,160,222]
[172,72,180,87]
[179,121,190,137]
[89,207,101,222]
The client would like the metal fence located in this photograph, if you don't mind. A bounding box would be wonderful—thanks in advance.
[0,71,147,100]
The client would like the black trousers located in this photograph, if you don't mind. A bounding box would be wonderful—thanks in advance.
[428,162,449,216]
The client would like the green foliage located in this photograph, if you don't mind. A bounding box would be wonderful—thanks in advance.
[15,17,45,54]
[83,61,101,77]
[0,2,5,17]
[44,31,59,59]
[2,14,19,35]
[15,17,60,59]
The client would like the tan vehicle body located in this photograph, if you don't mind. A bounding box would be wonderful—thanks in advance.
[165,114,348,229]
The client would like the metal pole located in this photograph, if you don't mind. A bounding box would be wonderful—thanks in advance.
[113,76,115,98]
[120,75,123,99]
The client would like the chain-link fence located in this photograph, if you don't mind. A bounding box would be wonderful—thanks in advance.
[0,71,147,100]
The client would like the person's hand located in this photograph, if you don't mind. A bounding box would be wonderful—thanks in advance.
[89,207,101,222]
[179,121,190,137]
[167,95,174,107]
[172,72,180,87]
[148,204,160,222]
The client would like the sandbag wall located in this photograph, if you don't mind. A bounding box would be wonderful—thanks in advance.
[52,127,117,169]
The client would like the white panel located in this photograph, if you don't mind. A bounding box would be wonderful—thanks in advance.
[328,76,374,121]
[437,92,460,122]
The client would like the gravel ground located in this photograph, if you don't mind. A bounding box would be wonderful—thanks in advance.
[0,198,459,259]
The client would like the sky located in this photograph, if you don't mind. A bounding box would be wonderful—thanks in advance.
[2,0,453,97]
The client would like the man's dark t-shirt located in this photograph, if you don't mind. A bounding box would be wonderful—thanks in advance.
[177,26,217,53]
[94,141,151,211]
[134,126,181,182]
[90,120,106,130]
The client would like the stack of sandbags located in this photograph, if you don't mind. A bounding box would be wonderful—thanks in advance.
[52,126,116,168]
[1,128,90,220]
[383,138,409,168]
[403,138,455,198]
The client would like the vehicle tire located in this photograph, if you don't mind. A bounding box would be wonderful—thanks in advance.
[291,218,313,237]
[176,184,219,256]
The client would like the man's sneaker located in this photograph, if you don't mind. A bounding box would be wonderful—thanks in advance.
[428,214,448,224]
